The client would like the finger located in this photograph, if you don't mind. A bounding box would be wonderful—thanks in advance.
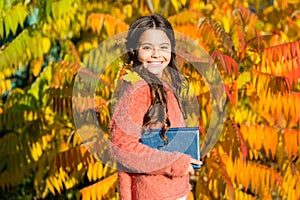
[190,158,203,166]
[188,165,194,175]
[185,168,191,176]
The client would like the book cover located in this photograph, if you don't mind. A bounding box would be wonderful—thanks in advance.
[141,127,201,169]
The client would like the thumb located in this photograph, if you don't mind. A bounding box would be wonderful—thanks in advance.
[190,158,202,166]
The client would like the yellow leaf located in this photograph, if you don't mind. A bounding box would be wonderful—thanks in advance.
[92,163,98,181]
[30,143,38,162]
[213,179,218,198]
[208,179,212,191]
[65,177,76,190]
[34,142,43,159]
[5,68,13,77]
[188,191,194,200]
[5,80,12,91]
[152,0,160,12]
[81,173,118,199]
[123,4,133,18]
[51,176,61,194]
[122,70,142,84]
[0,72,4,80]
[97,162,103,180]
[87,164,93,182]
[181,0,187,6]
[46,179,55,195]
[42,37,51,54]
[201,109,207,127]
[57,170,65,192]
[0,80,6,96]
[31,57,43,77]
[222,17,230,33]
[237,71,251,89]
[170,0,180,12]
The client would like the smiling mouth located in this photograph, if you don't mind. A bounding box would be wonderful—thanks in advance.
[147,61,163,64]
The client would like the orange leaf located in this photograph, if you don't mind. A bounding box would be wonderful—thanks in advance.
[255,125,262,150]
[284,129,298,157]
[269,127,278,160]
[81,173,118,199]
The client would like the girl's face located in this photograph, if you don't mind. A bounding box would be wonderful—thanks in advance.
[137,29,171,77]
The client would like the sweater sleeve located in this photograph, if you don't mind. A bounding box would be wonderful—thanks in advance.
[110,81,190,177]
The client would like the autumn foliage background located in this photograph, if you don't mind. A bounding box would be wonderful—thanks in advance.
[0,0,300,199]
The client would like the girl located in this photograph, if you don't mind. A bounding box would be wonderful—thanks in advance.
[110,14,202,200]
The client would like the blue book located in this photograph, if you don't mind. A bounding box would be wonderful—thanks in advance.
[141,127,201,169]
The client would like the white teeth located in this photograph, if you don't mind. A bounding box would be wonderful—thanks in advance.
[148,61,162,64]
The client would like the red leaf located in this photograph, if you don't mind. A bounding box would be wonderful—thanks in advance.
[56,153,61,170]
[232,118,247,161]
[223,84,233,105]
[275,172,282,187]
[61,151,67,171]
[211,50,238,77]
[67,149,73,171]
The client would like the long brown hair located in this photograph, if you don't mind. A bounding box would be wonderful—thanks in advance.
[125,14,186,144]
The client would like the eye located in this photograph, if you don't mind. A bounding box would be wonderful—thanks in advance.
[141,45,152,50]
[161,46,170,50]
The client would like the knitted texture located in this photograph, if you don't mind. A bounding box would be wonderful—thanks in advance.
[110,80,192,200]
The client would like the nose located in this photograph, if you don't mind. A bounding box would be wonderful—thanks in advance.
[151,48,161,58]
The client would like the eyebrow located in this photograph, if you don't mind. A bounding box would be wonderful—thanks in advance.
[139,42,170,46]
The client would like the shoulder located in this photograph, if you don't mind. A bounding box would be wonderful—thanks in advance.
[124,79,150,98]
[113,78,150,109]
[117,69,150,95]
[111,78,151,131]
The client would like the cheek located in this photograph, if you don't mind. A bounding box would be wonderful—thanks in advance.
[137,51,150,62]
[163,52,171,62]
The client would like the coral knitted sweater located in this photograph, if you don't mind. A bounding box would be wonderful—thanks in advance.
[110,80,192,200]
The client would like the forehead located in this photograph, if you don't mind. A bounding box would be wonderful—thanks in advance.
[139,29,170,45]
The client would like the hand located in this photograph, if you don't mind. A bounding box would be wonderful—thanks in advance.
[185,158,202,175]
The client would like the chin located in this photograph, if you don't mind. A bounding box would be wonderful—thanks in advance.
[147,70,163,76]
[146,66,166,76]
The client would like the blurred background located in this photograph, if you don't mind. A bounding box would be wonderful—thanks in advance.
[0,0,300,199]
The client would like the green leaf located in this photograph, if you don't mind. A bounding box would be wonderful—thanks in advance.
[4,14,12,37]
[28,65,52,102]
[14,37,22,60]
[0,1,4,11]
[51,1,59,19]
[0,19,4,39]
[9,8,19,36]
[45,0,53,20]
[17,5,28,28]
[237,71,251,89]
